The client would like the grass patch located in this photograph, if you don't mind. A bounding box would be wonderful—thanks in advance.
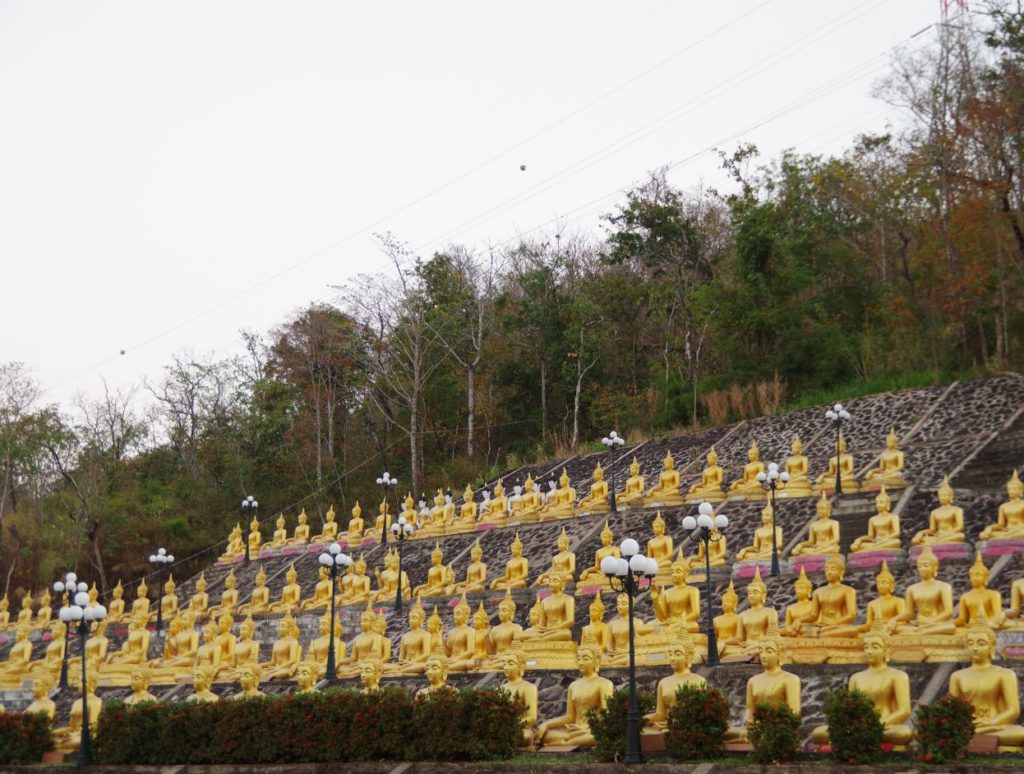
[780,369,961,413]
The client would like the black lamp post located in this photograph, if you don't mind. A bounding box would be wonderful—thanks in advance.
[390,515,415,613]
[58,580,106,767]
[601,430,625,512]
[147,548,174,634]
[602,537,659,765]
[318,542,352,681]
[756,464,789,577]
[52,571,79,690]
[825,403,851,495]
[376,471,397,543]
[682,502,729,667]
[240,495,258,564]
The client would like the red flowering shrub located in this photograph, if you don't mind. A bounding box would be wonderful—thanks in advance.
[824,687,885,764]
[586,688,656,762]
[748,702,801,764]
[665,683,730,760]
[0,710,54,764]
[914,694,974,764]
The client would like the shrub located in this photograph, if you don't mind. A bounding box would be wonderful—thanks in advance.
[824,687,885,764]
[586,688,655,763]
[0,710,54,764]
[665,683,730,760]
[914,694,975,764]
[748,702,801,764]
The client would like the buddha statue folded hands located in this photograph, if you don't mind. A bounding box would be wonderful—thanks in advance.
[980,470,1024,541]
[577,463,610,514]
[850,487,902,553]
[686,447,725,503]
[728,440,766,497]
[863,428,908,489]
[911,477,965,546]
[647,451,684,505]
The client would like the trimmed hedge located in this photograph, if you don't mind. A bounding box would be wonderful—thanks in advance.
[665,683,730,760]
[586,688,655,763]
[914,693,975,765]
[94,686,523,764]
[824,687,885,764]
[0,710,54,765]
[748,701,801,764]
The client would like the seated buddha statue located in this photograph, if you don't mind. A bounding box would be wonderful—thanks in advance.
[488,589,524,658]
[186,573,209,621]
[953,554,1006,631]
[341,555,372,606]
[85,619,110,664]
[269,564,303,613]
[889,547,956,635]
[344,501,364,546]
[686,524,727,568]
[24,675,56,718]
[473,601,493,660]
[863,428,908,489]
[535,527,576,586]
[364,498,392,540]
[500,645,538,747]
[651,552,700,632]
[208,570,239,620]
[724,633,801,743]
[301,566,333,611]
[607,593,655,666]
[579,595,610,653]
[187,666,219,703]
[269,513,289,547]
[816,432,859,494]
[510,475,544,523]
[53,669,102,755]
[414,543,452,597]
[810,628,913,749]
[373,548,411,602]
[0,594,9,632]
[858,562,906,633]
[342,601,390,675]
[647,451,683,506]
[782,568,815,637]
[788,555,858,638]
[106,610,151,668]
[479,480,509,527]
[451,539,488,594]
[161,615,182,662]
[539,469,577,519]
[247,516,262,557]
[309,612,345,676]
[735,503,783,561]
[850,487,902,553]
[722,569,780,658]
[220,523,245,562]
[490,532,530,590]
[229,616,259,679]
[157,575,179,623]
[782,435,813,498]
[447,486,478,535]
[534,632,613,748]
[374,608,391,662]
[129,580,150,621]
[949,624,1024,750]
[237,566,271,616]
[233,663,265,699]
[260,612,302,680]
[214,612,236,668]
[644,628,706,733]
[791,493,841,556]
[311,505,339,544]
[427,606,445,652]
[398,493,419,529]
[520,574,575,642]
[911,477,965,545]
[577,463,611,514]
[416,641,451,698]
[980,470,1024,541]
[729,440,766,497]
[577,521,620,587]
[392,598,432,675]
[0,625,32,685]
[27,621,65,682]
[713,582,740,656]
[618,457,646,508]
[15,592,33,630]
[646,511,675,576]
[285,509,310,547]
[686,447,725,503]
[193,624,222,675]
[446,594,478,672]
[417,490,447,538]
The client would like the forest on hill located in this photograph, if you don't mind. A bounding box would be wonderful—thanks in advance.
[2,7,1023,594]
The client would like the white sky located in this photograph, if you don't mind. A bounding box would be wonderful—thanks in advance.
[0,0,940,408]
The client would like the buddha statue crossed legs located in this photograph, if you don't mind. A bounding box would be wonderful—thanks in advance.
[724,632,801,743]
[981,470,1024,541]
[577,463,610,513]
[949,624,1024,751]
[535,632,613,748]
[618,457,646,508]
[911,477,965,546]
[647,451,683,506]
[863,428,908,489]
[889,546,955,636]
[851,487,902,553]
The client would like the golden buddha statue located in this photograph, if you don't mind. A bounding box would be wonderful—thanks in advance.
[301,566,333,611]
[0,625,33,686]
[416,641,451,697]
[362,498,390,540]
[646,511,675,575]
[214,612,237,667]
[810,627,912,748]
[889,546,955,635]
[209,570,239,620]
[577,521,620,588]
[0,594,9,632]
[536,527,576,587]
[510,475,544,523]
[309,612,345,676]
[414,543,452,597]
[711,582,740,654]
[782,568,815,637]
[157,574,179,623]
[416,490,446,538]
[233,663,265,699]
[220,522,245,562]
[577,463,611,514]
[311,505,339,544]
[791,493,841,556]
[26,621,65,682]
[296,661,319,694]
[247,515,262,556]
[790,555,858,637]
[128,579,150,621]
[260,612,302,680]
[858,562,905,633]
[24,675,56,718]
[618,457,646,508]
[735,503,783,562]
[651,552,700,632]
[15,592,33,629]
[124,665,158,706]
[451,539,488,594]
[374,610,392,662]
[981,470,1024,541]
[535,632,613,748]
[782,435,813,498]
[725,633,801,743]
[850,487,902,553]
[863,428,908,489]
[32,589,52,629]
[342,601,390,674]
[686,524,727,568]
[268,564,303,613]
[489,532,530,590]
[344,501,365,546]
[162,615,182,662]
[359,657,384,694]
[539,469,577,519]
[187,666,219,703]
[486,589,524,659]
[237,566,270,616]
[1009,576,1024,623]
[580,595,610,653]
[607,593,655,665]
[948,624,1024,750]
[686,447,725,503]
[85,619,109,664]
[427,605,445,652]
[398,493,419,528]
[393,597,432,674]
[647,451,683,505]
[954,554,1006,631]
[53,669,102,755]
[447,486,478,535]
[521,573,575,642]
[193,624,222,675]
[472,601,491,660]
[500,645,538,747]
[186,573,209,621]
[729,440,766,496]
[341,555,372,606]
[644,628,705,733]
[270,513,289,547]
[373,548,411,602]
[816,432,858,494]
[286,509,310,547]
[479,480,509,527]
[911,477,965,546]
[722,569,779,657]
[446,594,478,672]
[105,610,151,669]
[230,616,259,678]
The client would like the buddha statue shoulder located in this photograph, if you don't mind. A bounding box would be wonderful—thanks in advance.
[686,447,725,503]
[851,487,902,553]
[618,457,646,508]
[534,632,613,748]
[729,440,766,496]
[863,428,908,489]
[981,470,1024,541]
[948,624,1024,750]
[911,477,965,545]
[782,435,813,497]
[791,493,841,556]
[647,451,683,505]
[577,463,610,514]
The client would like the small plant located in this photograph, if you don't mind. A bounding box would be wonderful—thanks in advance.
[665,683,730,760]
[586,688,655,763]
[748,702,801,764]
[0,710,54,764]
[914,694,975,764]
[823,687,885,764]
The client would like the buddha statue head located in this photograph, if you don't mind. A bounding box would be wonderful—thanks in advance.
[113,579,124,600]
[470,539,483,563]
[20,592,32,611]
[317,565,329,583]
[318,612,332,637]
[473,601,489,632]
[178,610,194,631]
[760,502,774,527]
[652,511,666,536]
[748,440,760,462]
[463,484,475,503]
[559,469,570,488]
[876,562,896,596]
[824,554,846,584]
[238,664,261,695]
[593,463,605,482]
[225,571,237,590]
[434,489,445,508]
[510,532,525,558]
[875,486,891,513]
[498,589,516,622]
[164,575,176,595]
[969,553,991,590]
[136,578,149,600]
[794,567,812,601]
[0,594,7,614]
[276,513,286,531]
[355,554,367,576]
[528,597,542,628]
[615,593,630,619]
[325,505,336,524]
[193,666,213,694]
[577,630,603,676]
[360,657,384,693]
[31,674,52,701]
[630,457,641,476]
[862,625,892,667]
[50,620,66,640]
[965,623,998,665]
[254,566,267,587]
[195,573,206,593]
[202,622,218,646]
[791,435,804,455]
[296,661,318,693]
[286,564,297,584]
[298,509,308,526]
[600,521,614,547]
[837,432,848,454]
[747,567,768,607]
[240,615,255,640]
[758,629,786,669]
[453,593,471,627]
[1008,470,1023,500]
[588,595,605,624]
[494,479,505,498]
[278,612,295,639]
[557,527,571,553]
[129,664,153,697]
[88,582,99,605]
[670,551,690,586]
[663,451,676,471]
[424,641,450,690]
[547,572,567,596]
[886,428,899,450]
[431,543,443,566]
[427,605,443,636]
[360,600,376,633]
[721,581,739,614]
[707,447,718,466]
[38,587,51,607]
[668,625,695,672]
[916,546,940,580]
[502,643,527,683]
[409,596,426,630]
[524,474,536,493]
[816,492,832,519]
[249,515,260,532]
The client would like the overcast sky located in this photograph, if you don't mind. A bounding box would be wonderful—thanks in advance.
[0,0,940,408]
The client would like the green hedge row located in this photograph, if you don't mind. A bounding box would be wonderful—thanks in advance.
[94,687,523,764]
[0,711,54,765]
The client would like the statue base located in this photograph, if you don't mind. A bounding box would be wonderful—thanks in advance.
[608,632,707,668]
[574,580,610,597]
[816,481,860,495]
[847,549,905,570]
[445,522,477,536]
[519,638,577,670]
[783,637,864,664]
[861,480,908,492]
[475,522,501,531]
[577,505,611,517]
[640,732,666,753]
[685,491,725,504]
[996,630,1024,659]
[645,496,685,509]
[538,510,576,523]
[890,635,968,663]
[788,554,839,575]
[687,566,730,584]
[726,491,765,502]
[978,538,1024,558]
[909,543,972,562]
[733,559,786,579]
